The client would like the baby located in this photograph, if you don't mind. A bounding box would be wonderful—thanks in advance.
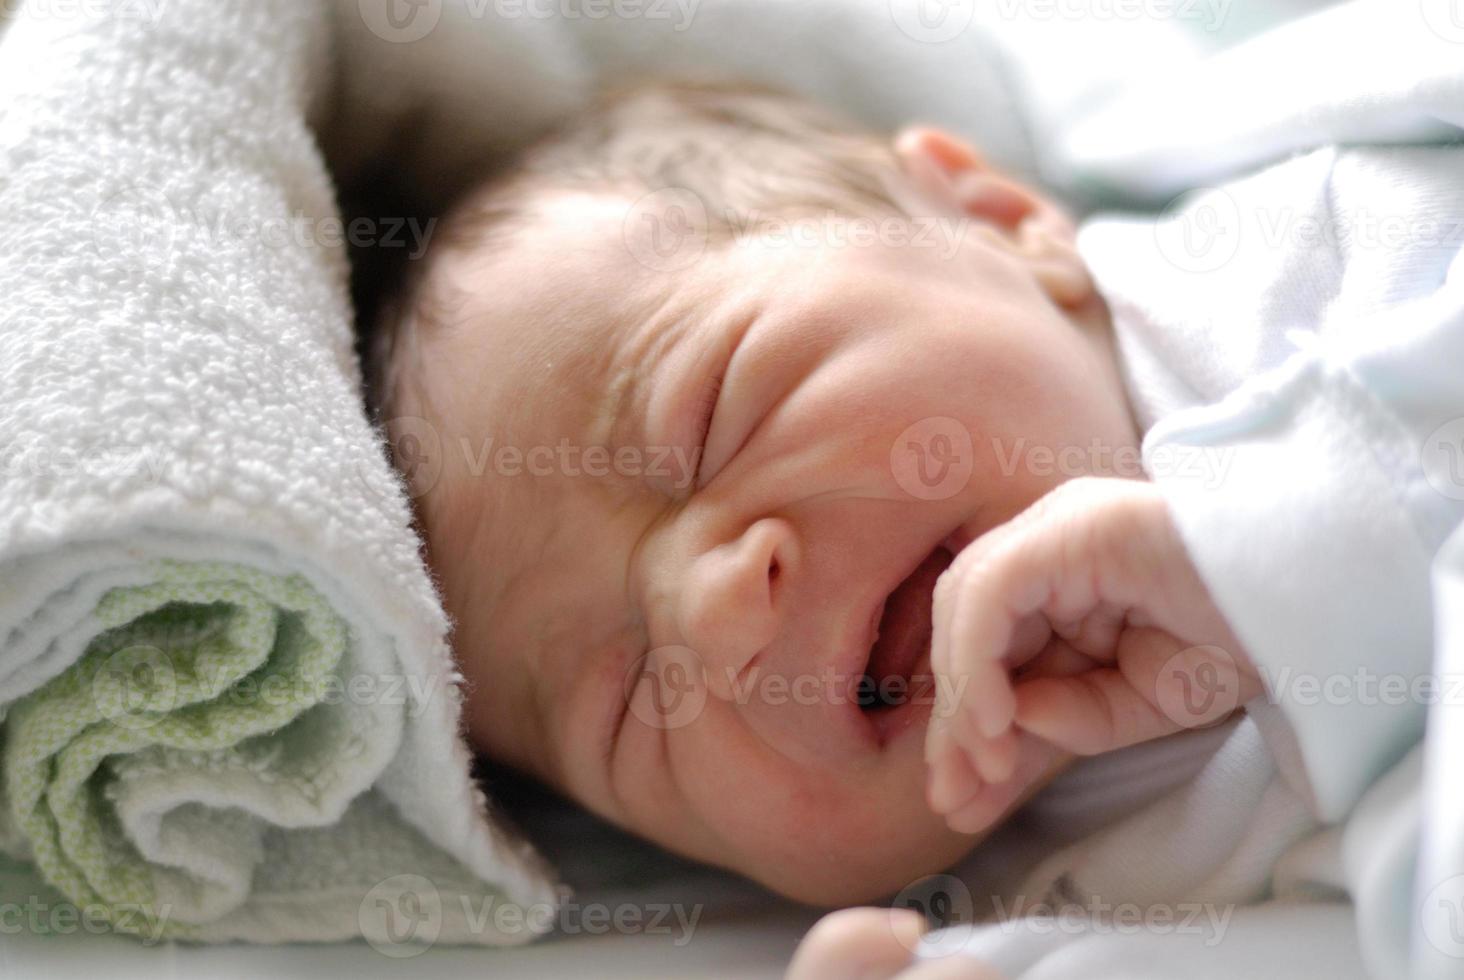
[364,82,1259,942]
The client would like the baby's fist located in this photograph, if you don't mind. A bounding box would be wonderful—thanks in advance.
[925,477,1261,833]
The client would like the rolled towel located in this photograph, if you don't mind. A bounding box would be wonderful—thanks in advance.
[0,0,558,946]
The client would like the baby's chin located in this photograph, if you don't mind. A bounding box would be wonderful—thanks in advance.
[743,830,982,909]
[658,777,964,907]
[731,747,1075,907]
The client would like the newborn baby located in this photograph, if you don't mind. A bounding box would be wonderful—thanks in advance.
[365,83,1257,920]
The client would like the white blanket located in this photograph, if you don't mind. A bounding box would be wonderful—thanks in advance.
[921,4,1464,979]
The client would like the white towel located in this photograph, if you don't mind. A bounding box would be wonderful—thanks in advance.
[0,0,558,947]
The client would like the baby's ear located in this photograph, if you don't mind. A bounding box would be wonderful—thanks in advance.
[891,127,1092,309]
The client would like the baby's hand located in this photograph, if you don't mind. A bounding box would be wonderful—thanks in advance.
[925,477,1262,833]
[786,908,1005,980]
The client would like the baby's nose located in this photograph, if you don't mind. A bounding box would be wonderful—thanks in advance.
[677,517,798,701]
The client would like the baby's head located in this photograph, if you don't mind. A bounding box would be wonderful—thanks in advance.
[368,84,1138,905]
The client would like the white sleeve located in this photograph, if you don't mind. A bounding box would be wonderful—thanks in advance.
[1145,279,1464,821]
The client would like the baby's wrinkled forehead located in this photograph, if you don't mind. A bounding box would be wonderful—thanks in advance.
[407,187,735,566]
[420,194,664,427]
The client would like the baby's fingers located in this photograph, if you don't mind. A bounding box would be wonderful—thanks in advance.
[1014,627,1258,754]
[1013,670,1180,755]
[926,734,984,816]
[945,736,1063,834]
[934,500,1103,740]
[786,908,927,980]
[931,544,1030,740]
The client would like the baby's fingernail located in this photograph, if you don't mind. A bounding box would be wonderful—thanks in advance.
[924,712,952,763]
[949,798,993,835]
[978,683,1016,738]
[927,750,985,815]
[927,753,961,812]
[975,730,1018,783]
[925,764,945,812]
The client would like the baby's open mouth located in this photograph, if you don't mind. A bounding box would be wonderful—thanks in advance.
[857,544,954,716]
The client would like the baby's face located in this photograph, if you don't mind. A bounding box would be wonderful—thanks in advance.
[412,154,1139,904]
